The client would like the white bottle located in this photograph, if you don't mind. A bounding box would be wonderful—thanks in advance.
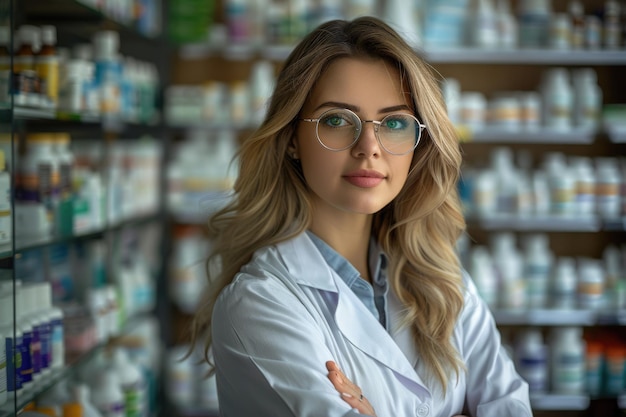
[569,156,596,217]
[595,158,621,220]
[73,383,104,417]
[41,281,65,370]
[108,348,146,417]
[522,234,553,308]
[469,246,499,309]
[541,68,573,131]
[0,149,11,245]
[549,327,585,394]
[543,152,575,217]
[473,0,499,48]
[577,258,605,310]
[491,233,526,310]
[495,0,518,48]
[383,0,421,47]
[572,68,602,130]
[90,369,126,417]
[515,328,548,393]
[550,257,578,309]
[92,30,121,117]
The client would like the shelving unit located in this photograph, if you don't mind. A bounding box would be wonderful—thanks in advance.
[1,0,171,415]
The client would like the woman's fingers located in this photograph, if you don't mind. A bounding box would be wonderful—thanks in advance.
[325,361,377,416]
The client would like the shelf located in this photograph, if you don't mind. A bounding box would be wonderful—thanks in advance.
[459,127,596,144]
[15,211,160,253]
[21,0,162,41]
[467,215,602,232]
[422,48,626,65]
[530,393,590,411]
[493,309,598,326]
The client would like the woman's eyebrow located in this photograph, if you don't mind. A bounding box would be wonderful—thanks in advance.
[313,102,413,114]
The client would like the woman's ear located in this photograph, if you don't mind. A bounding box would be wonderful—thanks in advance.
[287,140,300,160]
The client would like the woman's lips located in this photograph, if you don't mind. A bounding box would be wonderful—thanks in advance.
[343,170,385,188]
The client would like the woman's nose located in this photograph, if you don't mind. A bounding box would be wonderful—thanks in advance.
[351,121,381,157]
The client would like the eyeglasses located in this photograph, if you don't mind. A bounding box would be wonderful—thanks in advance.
[300,108,426,156]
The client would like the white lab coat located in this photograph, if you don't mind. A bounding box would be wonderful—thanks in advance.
[212,232,532,417]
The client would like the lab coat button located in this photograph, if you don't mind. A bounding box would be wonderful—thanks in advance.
[416,404,430,417]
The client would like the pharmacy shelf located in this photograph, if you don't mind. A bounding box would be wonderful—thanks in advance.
[14,211,160,253]
[459,127,596,144]
[170,190,233,225]
[21,0,162,41]
[468,215,601,232]
[422,48,626,65]
[493,309,597,326]
[530,393,590,411]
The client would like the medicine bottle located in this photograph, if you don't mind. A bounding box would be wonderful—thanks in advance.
[1,290,24,395]
[549,257,578,309]
[515,329,548,393]
[604,0,621,49]
[549,327,585,394]
[14,25,40,107]
[90,369,126,417]
[567,0,585,48]
[35,25,59,107]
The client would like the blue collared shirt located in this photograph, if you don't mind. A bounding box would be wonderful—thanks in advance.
[306,231,389,328]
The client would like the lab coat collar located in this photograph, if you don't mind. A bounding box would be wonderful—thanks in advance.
[277,233,431,399]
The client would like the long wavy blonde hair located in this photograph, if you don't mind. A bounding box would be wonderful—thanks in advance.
[189,16,466,390]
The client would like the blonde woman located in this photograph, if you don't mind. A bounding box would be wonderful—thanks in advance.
[190,16,532,417]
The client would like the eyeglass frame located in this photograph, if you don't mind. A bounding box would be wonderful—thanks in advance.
[299,107,427,156]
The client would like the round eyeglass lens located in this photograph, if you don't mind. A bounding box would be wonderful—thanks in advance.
[315,109,420,155]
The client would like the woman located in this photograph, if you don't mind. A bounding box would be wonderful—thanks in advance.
[190,16,532,417]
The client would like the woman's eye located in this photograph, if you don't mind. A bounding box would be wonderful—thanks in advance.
[384,117,407,130]
[323,114,351,127]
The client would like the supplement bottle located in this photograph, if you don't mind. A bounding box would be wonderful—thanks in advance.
[35,25,60,107]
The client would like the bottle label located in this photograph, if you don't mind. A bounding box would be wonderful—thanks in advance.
[39,320,51,369]
[97,400,125,417]
[35,56,59,102]
[31,324,42,374]
[51,317,64,367]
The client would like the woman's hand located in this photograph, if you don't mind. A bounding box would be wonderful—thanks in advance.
[326,361,377,416]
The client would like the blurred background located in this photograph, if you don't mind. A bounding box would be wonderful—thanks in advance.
[0,0,625,416]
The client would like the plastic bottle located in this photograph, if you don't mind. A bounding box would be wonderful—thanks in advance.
[570,157,596,217]
[92,31,121,116]
[567,1,585,49]
[550,257,578,309]
[473,0,499,48]
[23,284,43,384]
[469,246,499,309]
[90,369,125,417]
[17,133,61,236]
[517,0,552,48]
[572,68,602,130]
[595,158,621,220]
[495,0,517,48]
[515,328,548,393]
[577,259,605,310]
[53,133,74,237]
[543,152,575,217]
[541,68,573,131]
[0,149,12,245]
[16,285,35,390]
[35,25,60,108]
[490,233,526,310]
[585,15,602,49]
[549,327,585,394]
[585,340,604,396]
[604,343,626,395]
[73,383,104,417]
[522,234,553,308]
[383,0,420,47]
[604,0,621,49]
[108,348,146,417]
[41,282,65,370]
[14,25,40,107]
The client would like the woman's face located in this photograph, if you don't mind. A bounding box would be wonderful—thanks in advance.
[293,57,415,222]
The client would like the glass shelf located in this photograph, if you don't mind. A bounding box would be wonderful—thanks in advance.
[422,48,626,65]
[467,215,602,232]
[530,393,590,411]
[15,211,160,253]
[493,309,598,326]
[459,127,596,144]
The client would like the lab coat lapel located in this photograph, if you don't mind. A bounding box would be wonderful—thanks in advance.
[334,280,429,396]
[279,233,429,396]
